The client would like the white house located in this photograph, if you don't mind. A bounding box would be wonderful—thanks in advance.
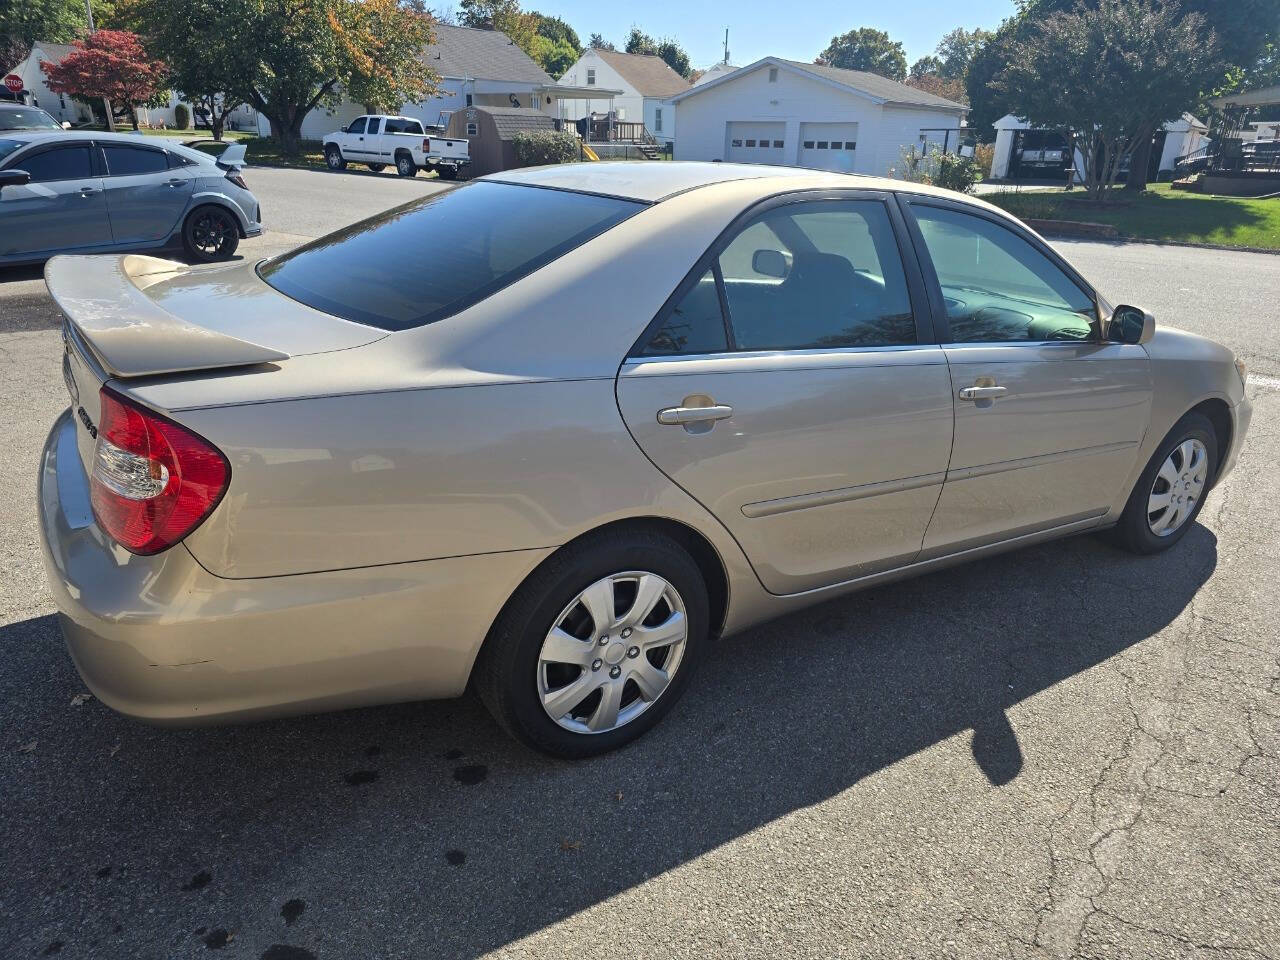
[990,113,1209,181]
[693,62,739,87]
[4,42,93,125]
[264,24,556,140]
[557,49,691,144]
[667,56,967,174]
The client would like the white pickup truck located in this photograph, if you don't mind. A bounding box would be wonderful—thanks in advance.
[322,114,470,180]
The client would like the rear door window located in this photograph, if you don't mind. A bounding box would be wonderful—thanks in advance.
[102,145,169,176]
[259,181,644,330]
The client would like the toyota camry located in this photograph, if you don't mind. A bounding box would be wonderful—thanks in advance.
[38,163,1252,757]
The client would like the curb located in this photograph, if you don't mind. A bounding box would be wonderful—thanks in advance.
[1024,218,1120,240]
[1038,231,1280,256]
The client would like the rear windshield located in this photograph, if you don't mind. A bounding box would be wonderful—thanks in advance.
[259,181,643,330]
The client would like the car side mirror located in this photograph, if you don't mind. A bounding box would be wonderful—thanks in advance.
[1108,304,1155,345]
[0,169,31,192]
[752,248,789,279]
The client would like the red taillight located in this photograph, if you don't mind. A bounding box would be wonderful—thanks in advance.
[226,171,248,190]
[423,137,431,151]
[90,387,229,555]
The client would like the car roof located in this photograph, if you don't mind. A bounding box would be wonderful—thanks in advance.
[484,160,986,207]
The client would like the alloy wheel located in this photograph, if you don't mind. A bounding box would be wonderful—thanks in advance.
[537,571,688,735]
[1147,438,1208,536]
[189,211,234,258]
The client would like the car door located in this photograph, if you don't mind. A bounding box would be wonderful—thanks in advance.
[617,192,955,595]
[342,116,369,159]
[0,141,111,259]
[899,197,1153,557]
[99,143,193,245]
[363,116,386,162]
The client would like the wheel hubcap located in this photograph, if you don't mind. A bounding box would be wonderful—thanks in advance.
[537,571,687,735]
[1147,438,1208,537]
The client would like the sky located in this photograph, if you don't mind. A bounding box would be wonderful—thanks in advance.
[456,0,1020,72]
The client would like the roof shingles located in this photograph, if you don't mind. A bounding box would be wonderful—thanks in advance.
[421,24,551,85]
[593,50,691,98]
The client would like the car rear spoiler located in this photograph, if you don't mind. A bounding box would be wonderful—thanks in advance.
[215,143,247,170]
[45,255,289,378]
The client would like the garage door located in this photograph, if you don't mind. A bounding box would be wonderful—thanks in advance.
[798,122,858,171]
[726,122,786,164]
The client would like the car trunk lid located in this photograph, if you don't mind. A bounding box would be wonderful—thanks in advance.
[48,253,387,476]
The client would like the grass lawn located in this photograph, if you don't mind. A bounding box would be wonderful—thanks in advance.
[190,136,325,169]
[80,126,250,141]
[986,183,1280,250]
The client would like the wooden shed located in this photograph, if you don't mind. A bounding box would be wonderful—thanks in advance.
[446,106,560,177]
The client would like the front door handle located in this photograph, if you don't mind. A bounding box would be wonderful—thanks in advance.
[958,385,1007,400]
[79,186,97,196]
[165,178,184,187]
[657,403,733,425]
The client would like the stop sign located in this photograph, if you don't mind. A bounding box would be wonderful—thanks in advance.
[3,74,22,93]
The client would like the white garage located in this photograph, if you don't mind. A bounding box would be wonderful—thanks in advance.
[669,56,967,177]
[798,122,859,171]
[726,121,786,164]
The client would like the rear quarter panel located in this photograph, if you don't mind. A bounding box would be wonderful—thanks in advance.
[178,379,754,590]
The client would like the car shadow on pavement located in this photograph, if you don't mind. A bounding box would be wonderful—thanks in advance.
[0,525,1217,958]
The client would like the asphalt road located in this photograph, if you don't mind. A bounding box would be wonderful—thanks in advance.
[1,167,1277,960]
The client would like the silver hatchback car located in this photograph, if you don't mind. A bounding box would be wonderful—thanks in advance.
[38,163,1251,757]
[0,131,261,265]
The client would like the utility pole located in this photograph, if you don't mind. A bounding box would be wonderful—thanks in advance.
[84,0,114,130]
[723,28,730,65]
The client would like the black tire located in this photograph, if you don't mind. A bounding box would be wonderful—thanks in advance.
[181,205,240,262]
[324,145,346,170]
[367,163,385,172]
[437,164,458,181]
[395,154,417,177]
[474,528,710,759]
[1110,412,1218,554]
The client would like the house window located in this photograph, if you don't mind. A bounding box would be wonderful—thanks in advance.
[654,108,662,132]
[768,67,778,82]
[465,93,473,106]
[803,140,814,149]
[587,68,596,85]
[845,141,857,150]
[745,139,756,147]
[731,139,742,147]
[466,122,478,136]
[817,141,829,149]
[773,140,784,148]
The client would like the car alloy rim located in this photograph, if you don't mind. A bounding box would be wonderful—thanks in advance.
[398,157,412,175]
[537,571,687,735]
[191,212,231,256]
[327,150,340,168]
[1148,438,1208,536]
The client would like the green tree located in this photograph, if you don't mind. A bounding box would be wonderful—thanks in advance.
[909,55,943,79]
[527,12,580,77]
[533,13,579,52]
[965,21,1019,141]
[1,0,112,71]
[587,32,614,51]
[129,0,255,140]
[995,0,1218,201]
[624,26,692,79]
[934,26,994,80]
[816,27,907,81]
[330,0,439,112]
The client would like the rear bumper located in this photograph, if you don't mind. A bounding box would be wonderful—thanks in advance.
[37,410,548,725]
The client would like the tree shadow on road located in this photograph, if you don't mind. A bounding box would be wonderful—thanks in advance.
[0,525,1217,958]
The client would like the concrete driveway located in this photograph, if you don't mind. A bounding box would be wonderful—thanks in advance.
[0,167,1277,960]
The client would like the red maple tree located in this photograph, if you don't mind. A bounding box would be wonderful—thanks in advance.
[41,31,169,130]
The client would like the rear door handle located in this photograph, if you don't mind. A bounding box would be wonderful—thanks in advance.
[657,403,733,425]
[958,385,1007,400]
